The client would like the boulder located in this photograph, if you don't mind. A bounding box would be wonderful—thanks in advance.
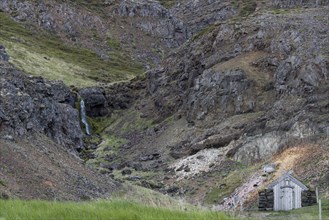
[121,169,132,176]
[139,153,161,161]
[263,164,276,174]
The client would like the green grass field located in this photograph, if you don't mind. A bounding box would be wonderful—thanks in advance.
[1,199,327,220]
[243,199,329,220]
[266,199,329,220]
[0,199,230,220]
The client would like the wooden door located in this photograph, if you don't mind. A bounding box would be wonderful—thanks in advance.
[281,187,294,210]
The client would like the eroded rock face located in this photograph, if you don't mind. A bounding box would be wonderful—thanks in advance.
[186,69,256,122]
[79,87,108,117]
[271,0,329,8]
[143,4,329,164]
[112,0,190,48]
[171,0,236,35]
[0,48,82,150]
[105,79,146,110]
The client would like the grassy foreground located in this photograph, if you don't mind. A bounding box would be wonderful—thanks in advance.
[266,199,329,220]
[0,199,230,220]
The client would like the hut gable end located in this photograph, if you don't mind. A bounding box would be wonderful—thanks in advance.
[267,173,308,190]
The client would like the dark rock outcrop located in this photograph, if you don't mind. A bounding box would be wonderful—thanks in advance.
[79,87,108,117]
[186,69,257,122]
[171,0,236,35]
[0,47,82,150]
[151,5,329,121]
[112,0,190,48]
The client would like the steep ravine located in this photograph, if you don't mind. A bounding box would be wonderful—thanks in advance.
[0,47,119,200]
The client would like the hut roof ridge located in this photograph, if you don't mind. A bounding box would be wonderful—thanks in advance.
[267,172,308,190]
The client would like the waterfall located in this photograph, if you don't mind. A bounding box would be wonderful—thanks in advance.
[80,99,91,135]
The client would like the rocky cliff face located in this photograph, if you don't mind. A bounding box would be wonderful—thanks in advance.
[0,46,82,150]
[171,0,236,35]
[147,3,329,163]
[112,0,190,48]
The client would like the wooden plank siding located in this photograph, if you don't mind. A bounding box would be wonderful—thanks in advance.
[272,180,304,210]
[268,173,308,211]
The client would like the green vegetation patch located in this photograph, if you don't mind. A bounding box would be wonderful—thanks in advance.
[85,134,128,167]
[88,115,117,135]
[0,180,6,187]
[0,199,231,220]
[266,199,329,220]
[205,163,260,204]
[0,12,144,88]
[231,0,257,17]
[239,0,257,17]
[158,0,176,9]
[86,109,154,168]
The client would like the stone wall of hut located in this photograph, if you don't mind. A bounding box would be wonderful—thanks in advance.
[258,189,274,211]
[301,190,317,207]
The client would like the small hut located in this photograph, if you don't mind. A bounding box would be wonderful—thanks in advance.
[268,172,307,211]
[259,172,317,211]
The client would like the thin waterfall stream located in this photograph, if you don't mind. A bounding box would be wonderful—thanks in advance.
[80,99,91,135]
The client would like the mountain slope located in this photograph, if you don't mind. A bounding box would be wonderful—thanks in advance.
[78,0,329,208]
[0,0,328,211]
[0,0,190,87]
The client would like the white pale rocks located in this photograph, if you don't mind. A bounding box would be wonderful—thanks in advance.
[170,148,226,180]
[233,120,320,164]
